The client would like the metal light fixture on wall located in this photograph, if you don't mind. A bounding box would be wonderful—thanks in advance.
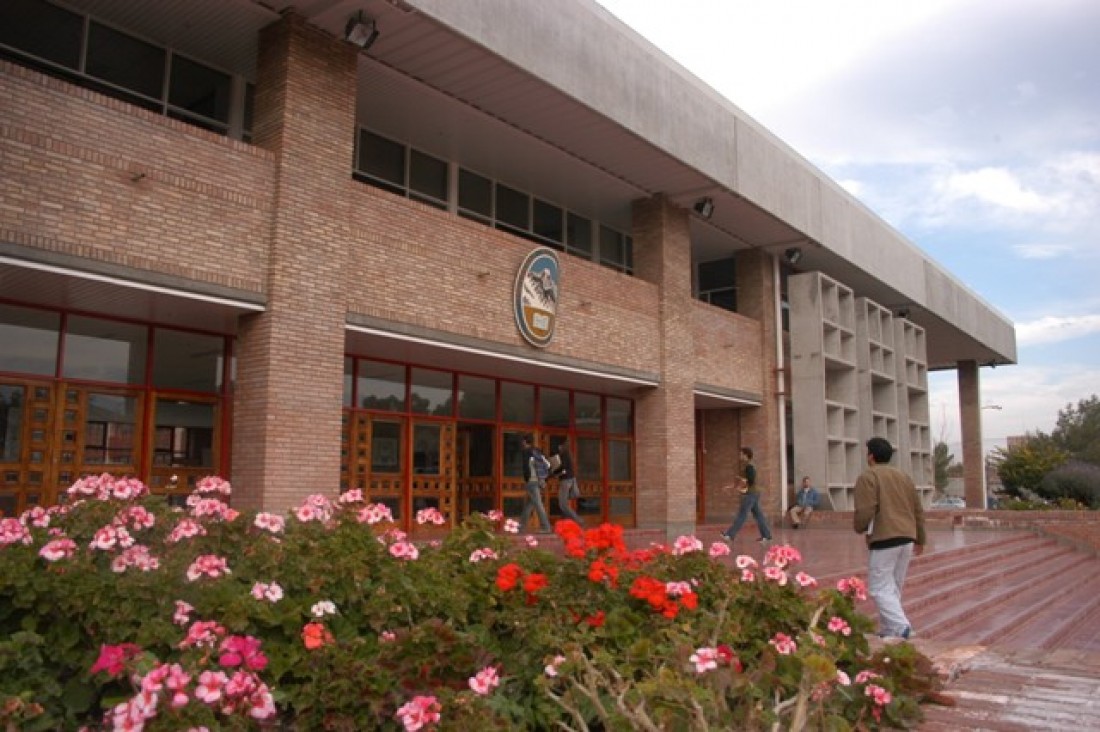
[693,197,715,219]
[783,247,803,265]
[344,12,380,50]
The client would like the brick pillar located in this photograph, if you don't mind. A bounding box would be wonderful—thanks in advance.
[734,249,782,518]
[231,15,358,511]
[957,360,985,509]
[632,196,697,540]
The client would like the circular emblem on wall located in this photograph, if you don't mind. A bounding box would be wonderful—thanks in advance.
[513,247,560,348]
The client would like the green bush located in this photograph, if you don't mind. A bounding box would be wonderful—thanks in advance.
[1039,460,1100,509]
[0,475,936,730]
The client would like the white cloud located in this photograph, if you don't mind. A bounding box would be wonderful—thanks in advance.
[930,362,1100,446]
[937,167,1057,213]
[1012,243,1073,259]
[1016,314,1100,346]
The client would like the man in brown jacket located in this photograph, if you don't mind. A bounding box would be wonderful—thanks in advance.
[853,437,926,639]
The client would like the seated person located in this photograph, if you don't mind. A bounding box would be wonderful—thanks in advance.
[788,476,820,528]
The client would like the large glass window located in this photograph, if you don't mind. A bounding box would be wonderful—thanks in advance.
[501,382,534,425]
[343,357,354,408]
[358,361,406,411]
[607,398,632,435]
[168,55,232,128]
[566,213,593,259]
[412,423,441,475]
[599,226,634,274]
[539,388,570,428]
[152,329,223,392]
[63,316,147,384]
[0,0,83,70]
[608,440,632,481]
[0,385,25,462]
[575,393,602,432]
[0,304,60,376]
[153,399,214,467]
[371,420,402,473]
[458,375,495,420]
[458,168,492,222]
[410,368,452,416]
[409,149,448,209]
[495,184,529,232]
[577,437,602,480]
[357,131,405,194]
[86,21,166,102]
[84,394,138,465]
[533,199,564,246]
[698,257,737,312]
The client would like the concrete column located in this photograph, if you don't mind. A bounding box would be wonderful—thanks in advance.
[631,196,697,540]
[231,15,358,511]
[735,249,782,519]
[957,360,986,509]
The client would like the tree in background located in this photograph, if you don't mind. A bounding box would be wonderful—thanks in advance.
[1050,394,1100,465]
[990,438,1068,499]
[933,441,955,493]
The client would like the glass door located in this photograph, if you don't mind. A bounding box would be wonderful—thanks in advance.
[148,395,218,500]
[367,416,405,522]
[410,420,455,535]
[456,422,495,521]
[0,380,52,515]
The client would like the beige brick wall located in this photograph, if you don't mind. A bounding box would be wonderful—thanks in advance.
[0,61,273,295]
[0,17,778,521]
[692,302,764,394]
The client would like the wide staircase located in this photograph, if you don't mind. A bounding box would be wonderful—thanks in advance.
[814,529,1100,730]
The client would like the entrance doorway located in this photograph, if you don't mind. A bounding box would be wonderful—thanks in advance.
[0,379,141,515]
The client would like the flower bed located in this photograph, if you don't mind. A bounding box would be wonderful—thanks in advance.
[0,476,938,730]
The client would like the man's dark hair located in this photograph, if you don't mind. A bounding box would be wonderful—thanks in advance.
[741,447,753,460]
[866,437,894,464]
[522,433,534,447]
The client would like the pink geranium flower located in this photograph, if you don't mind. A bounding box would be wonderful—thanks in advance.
[194,670,228,704]
[689,647,720,673]
[468,665,501,695]
[389,541,420,561]
[769,632,797,655]
[394,695,441,731]
[254,512,285,533]
[708,541,731,557]
[39,537,77,561]
[827,616,852,636]
[186,554,230,581]
[671,535,704,555]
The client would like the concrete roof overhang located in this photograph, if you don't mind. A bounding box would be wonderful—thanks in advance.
[34,0,1016,371]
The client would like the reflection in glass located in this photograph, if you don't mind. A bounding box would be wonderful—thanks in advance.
[0,386,25,462]
[0,304,60,376]
[501,382,534,424]
[502,430,526,478]
[358,361,406,411]
[64,316,147,384]
[84,394,138,465]
[411,368,453,416]
[608,440,632,481]
[154,400,214,467]
[371,420,402,473]
[577,437,601,480]
[413,424,441,475]
[607,398,633,435]
[153,329,224,392]
[458,375,495,420]
[539,388,570,427]
[343,358,353,408]
[575,393,601,432]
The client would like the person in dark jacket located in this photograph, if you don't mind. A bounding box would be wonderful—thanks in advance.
[519,434,552,533]
[788,476,820,528]
[853,437,926,639]
[551,442,582,524]
[721,447,772,544]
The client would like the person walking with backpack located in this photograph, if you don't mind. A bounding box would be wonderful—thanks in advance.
[721,447,773,544]
[520,434,553,533]
[551,442,582,524]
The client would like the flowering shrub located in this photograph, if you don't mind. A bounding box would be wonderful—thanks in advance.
[0,474,937,730]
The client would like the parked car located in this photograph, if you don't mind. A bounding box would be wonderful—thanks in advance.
[930,496,966,509]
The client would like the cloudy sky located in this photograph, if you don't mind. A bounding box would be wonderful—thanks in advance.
[597,0,1100,454]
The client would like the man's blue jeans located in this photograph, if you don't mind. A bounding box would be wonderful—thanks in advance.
[723,492,772,541]
[520,480,552,532]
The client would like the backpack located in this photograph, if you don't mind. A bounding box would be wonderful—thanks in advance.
[531,449,551,481]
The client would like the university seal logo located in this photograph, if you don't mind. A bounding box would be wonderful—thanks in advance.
[513,247,560,348]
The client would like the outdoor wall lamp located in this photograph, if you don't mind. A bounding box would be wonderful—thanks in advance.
[693,197,715,219]
[783,247,803,265]
[345,12,380,50]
